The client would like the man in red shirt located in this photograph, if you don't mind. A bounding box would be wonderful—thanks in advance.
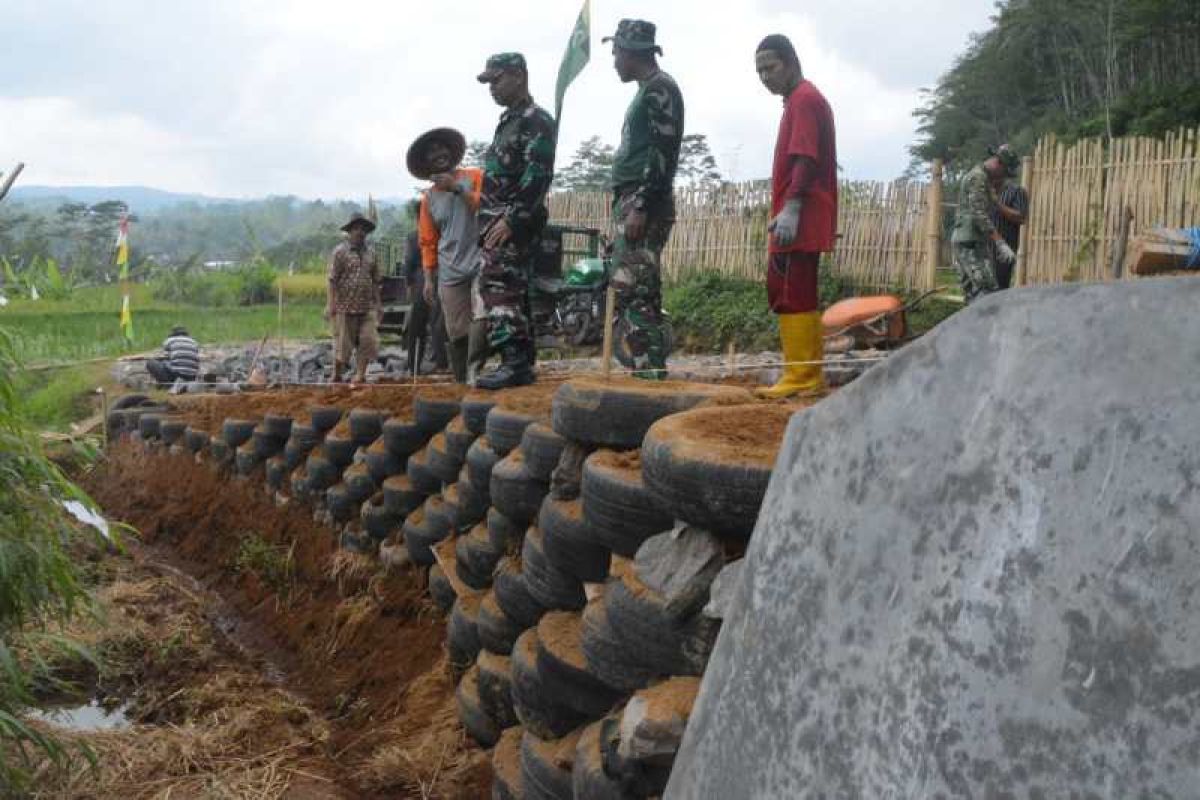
[755,34,838,398]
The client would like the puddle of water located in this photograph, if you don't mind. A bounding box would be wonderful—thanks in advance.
[28,699,131,732]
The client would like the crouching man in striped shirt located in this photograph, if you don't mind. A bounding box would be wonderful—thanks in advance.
[146,325,200,387]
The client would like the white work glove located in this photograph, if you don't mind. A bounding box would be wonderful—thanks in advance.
[995,240,1017,265]
[768,199,802,247]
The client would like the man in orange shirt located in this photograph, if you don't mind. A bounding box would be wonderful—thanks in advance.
[754,34,838,398]
[406,128,484,384]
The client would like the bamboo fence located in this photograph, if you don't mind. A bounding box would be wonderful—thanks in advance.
[548,177,934,290]
[547,126,1200,292]
[1022,127,1200,283]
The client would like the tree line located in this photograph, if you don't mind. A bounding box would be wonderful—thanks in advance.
[0,134,724,291]
[910,0,1200,175]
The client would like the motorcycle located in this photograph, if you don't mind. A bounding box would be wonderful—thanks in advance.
[530,225,609,347]
[530,224,674,362]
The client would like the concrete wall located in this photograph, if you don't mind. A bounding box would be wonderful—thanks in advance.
[668,279,1200,798]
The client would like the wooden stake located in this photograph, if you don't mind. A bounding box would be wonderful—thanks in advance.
[98,388,109,447]
[1015,155,1035,286]
[924,160,944,292]
[277,282,285,379]
[601,284,616,380]
[1110,205,1134,279]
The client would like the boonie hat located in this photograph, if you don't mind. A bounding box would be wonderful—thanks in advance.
[340,212,376,233]
[602,19,662,55]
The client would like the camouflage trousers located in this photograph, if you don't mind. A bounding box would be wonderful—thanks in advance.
[953,242,999,305]
[479,232,534,352]
[611,193,675,376]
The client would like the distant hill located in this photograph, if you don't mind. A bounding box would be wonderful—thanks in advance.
[7,185,237,213]
[7,185,408,214]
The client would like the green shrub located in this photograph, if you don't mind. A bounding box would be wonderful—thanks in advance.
[0,324,106,791]
[150,260,280,307]
[664,266,852,352]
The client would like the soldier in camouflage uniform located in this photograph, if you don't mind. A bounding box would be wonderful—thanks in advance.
[605,19,684,379]
[951,147,1021,304]
[474,52,557,390]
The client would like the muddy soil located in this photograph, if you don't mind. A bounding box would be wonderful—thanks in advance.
[73,442,490,799]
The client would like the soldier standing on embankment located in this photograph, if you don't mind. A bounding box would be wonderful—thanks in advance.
[325,212,381,384]
[605,19,684,380]
[474,53,557,391]
[754,33,837,399]
[951,147,1020,303]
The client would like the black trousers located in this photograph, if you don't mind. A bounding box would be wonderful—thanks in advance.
[405,288,448,374]
[146,359,191,385]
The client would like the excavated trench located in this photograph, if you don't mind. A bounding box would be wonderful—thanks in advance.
[83,441,488,798]
[79,377,811,799]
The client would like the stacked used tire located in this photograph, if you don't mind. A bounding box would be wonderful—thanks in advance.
[397,388,469,568]
[443,385,564,751]
[479,377,806,799]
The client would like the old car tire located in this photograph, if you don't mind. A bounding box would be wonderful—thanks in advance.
[466,436,501,496]
[580,598,660,693]
[540,497,611,583]
[487,508,526,553]
[363,440,405,484]
[308,405,343,433]
[536,611,625,717]
[511,630,589,741]
[456,664,501,747]
[521,728,580,800]
[491,451,549,525]
[476,649,518,728]
[382,474,425,517]
[427,433,464,486]
[640,404,791,541]
[456,523,504,591]
[444,416,478,461]
[521,527,586,611]
[347,408,383,447]
[461,393,497,436]
[551,377,751,450]
[478,590,525,655]
[414,392,461,434]
[520,423,568,482]
[382,415,427,457]
[492,726,525,800]
[428,564,456,613]
[406,447,443,496]
[487,407,540,456]
[493,557,548,630]
[582,450,674,558]
[448,594,482,670]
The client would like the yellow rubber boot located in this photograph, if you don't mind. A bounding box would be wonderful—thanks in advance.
[756,312,826,399]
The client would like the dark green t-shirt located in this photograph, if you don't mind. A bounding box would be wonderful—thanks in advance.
[610,70,685,207]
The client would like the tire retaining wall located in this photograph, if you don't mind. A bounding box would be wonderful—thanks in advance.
[117,377,787,799]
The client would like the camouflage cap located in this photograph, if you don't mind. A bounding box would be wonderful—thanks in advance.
[476,52,527,83]
[602,19,663,54]
[990,144,1021,177]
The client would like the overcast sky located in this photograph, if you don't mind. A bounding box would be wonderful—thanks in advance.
[1,0,995,201]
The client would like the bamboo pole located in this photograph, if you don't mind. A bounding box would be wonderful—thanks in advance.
[600,285,616,380]
[924,160,943,291]
[1015,156,1034,287]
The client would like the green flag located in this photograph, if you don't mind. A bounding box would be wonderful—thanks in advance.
[554,0,590,129]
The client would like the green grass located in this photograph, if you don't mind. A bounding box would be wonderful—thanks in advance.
[15,363,112,432]
[5,302,328,363]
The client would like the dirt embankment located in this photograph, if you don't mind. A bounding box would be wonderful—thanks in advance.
[75,443,489,799]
